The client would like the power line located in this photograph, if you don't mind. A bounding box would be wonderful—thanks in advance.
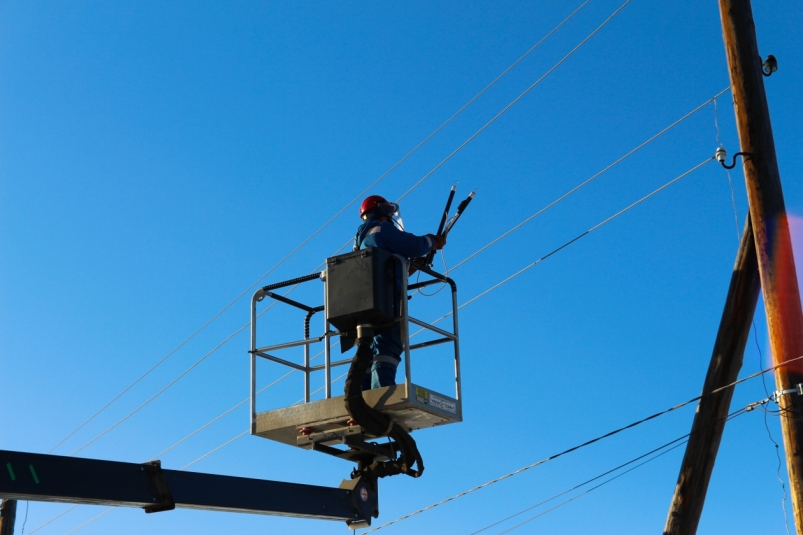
[27,506,77,535]
[473,405,756,535]
[478,439,688,535]
[69,320,249,456]
[118,95,734,470]
[50,296,276,455]
[175,155,719,473]
[472,439,688,535]
[47,155,752,533]
[396,0,633,203]
[46,66,720,535]
[177,370,352,473]
[362,358,803,533]
[321,0,632,259]
[46,0,588,457]
[55,0,618,458]
[178,372,352,472]
[452,157,714,312]
[30,340,339,533]
[68,273,316,457]
[148,369,295,460]
[25,4,716,532]
[46,369,354,534]
[59,0,628,462]
[451,88,730,271]
[142,151,704,474]
[494,442,688,534]
[62,508,113,535]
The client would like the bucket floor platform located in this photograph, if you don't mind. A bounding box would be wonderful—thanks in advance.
[255,383,461,461]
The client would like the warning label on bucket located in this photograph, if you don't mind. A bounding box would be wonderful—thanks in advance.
[429,394,456,414]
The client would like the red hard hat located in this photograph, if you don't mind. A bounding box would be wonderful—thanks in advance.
[359,195,388,218]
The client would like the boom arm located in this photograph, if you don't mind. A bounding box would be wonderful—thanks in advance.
[0,449,375,525]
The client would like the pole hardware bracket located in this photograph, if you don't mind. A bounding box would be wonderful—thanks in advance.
[772,383,803,403]
[762,54,778,76]
[715,146,753,169]
[339,474,378,529]
[141,460,175,514]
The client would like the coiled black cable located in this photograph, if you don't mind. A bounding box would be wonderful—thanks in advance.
[343,337,424,479]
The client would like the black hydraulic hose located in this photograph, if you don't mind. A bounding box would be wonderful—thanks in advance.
[344,338,424,479]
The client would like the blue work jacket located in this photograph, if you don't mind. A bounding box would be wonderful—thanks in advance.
[354,219,434,259]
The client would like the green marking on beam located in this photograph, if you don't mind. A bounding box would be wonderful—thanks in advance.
[6,463,15,481]
[29,464,39,484]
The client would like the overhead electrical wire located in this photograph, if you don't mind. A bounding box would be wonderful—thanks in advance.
[47,397,767,535]
[492,443,687,534]
[68,289,293,456]
[472,403,758,535]
[451,157,714,312]
[150,152,723,473]
[46,0,591,458]
[180,371,352,472]
[307,91,730,347]
[492,412,760,534]
[51,295,282,455]
[73,151,714,514]
[28,507,76,535]
[48,150,738,534]
[363,361,801,533]
[471,440,689,535]
[451,88,729,271]
[42,150,711,535]
[395,0,633,203]
[86,156,727,531]
[62,509,113,535]
[47,370,354,534]
[40,6,719,533]
[48,0,628,470]
[156,93,734,460]
[399,157,714,347]
[39,395,764,535]
[311,0,636,261]
[40,147,716,532]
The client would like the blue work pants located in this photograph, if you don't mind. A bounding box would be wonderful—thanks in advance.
[361,323,403,390]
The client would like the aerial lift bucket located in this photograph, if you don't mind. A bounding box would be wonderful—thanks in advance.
[248,248,462,466]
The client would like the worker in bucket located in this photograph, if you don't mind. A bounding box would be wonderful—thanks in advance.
[354,195,446,390]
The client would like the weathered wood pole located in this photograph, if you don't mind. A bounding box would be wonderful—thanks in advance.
[719,0,803,532]
[0,499,17,535]
[663,216,760,534]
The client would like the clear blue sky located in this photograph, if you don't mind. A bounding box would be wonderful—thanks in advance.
[2,1,802,533]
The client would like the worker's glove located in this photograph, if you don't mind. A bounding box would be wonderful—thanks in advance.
[432,234,447,250]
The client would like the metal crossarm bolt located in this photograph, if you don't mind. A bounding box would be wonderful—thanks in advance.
[772,383,803,402]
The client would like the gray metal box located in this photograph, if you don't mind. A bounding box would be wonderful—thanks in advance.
[325,248,397,335]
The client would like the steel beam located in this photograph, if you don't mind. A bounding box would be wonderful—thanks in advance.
[0,450,366,522]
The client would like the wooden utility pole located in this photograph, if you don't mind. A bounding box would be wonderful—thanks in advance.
[719,0,803,532]
[664,216,760,534]
[0,499,16,535]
